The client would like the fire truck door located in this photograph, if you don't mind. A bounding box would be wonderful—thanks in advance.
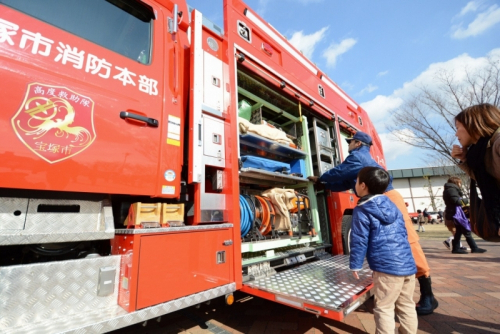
[0,0,170,196]
[188,9,204,185]
[188,9,228,223]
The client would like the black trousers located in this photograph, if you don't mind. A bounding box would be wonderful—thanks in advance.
[452,223,479,251]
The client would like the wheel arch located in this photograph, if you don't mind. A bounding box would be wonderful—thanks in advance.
[341,210,353,255]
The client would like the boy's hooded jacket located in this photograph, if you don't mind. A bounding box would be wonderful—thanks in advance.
[350,195,416,276]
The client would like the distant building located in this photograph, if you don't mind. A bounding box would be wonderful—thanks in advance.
[388,165,465,213]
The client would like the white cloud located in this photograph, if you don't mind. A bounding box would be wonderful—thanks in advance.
[289,27,328,59]
[361,48,500,132]
[379,130,446,169]
[360,95,404,129]
[379,130,416,162]
[489,47,500,58]
[341,81,355,91]
[377,70,389,77]
[457,1,481,17]
[452,4,500,38]
[361,48,500,168]
[322,38,357,68]
[357,84,379,96]
[256,0,270,16]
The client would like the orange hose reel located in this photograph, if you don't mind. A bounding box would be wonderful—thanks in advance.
[254,195,275,236]
[262,197,275,235]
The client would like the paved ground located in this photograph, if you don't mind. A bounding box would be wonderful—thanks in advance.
[112,235,500,334]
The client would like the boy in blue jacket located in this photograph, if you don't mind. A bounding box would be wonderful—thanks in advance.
[350,167,417,333]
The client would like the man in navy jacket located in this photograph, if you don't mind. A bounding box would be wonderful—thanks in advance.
[308,131,438,316]
[308,132,390,194]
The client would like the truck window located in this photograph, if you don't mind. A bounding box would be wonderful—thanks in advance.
[0,0,153,64]
[339,130,351,161]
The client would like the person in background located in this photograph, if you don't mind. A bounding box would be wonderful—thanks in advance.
[416,209,425,232]
[443,176,486,254]
[452,103,500,238]
[438,210,444,223]
[442,177,466,251]
[308,131,438,316]
[350,167,418,334]
[422,208,430,225]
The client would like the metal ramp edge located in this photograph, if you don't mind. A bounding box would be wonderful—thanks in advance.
[243,255,372,319]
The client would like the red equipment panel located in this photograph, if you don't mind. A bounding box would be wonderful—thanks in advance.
[112,228,234,312]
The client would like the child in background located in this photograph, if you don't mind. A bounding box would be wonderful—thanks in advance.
[416,209,425,232]
[350,167,418,334]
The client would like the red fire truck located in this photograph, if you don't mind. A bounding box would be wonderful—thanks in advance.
[0,0,387,332]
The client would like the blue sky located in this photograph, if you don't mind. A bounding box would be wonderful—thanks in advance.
[187,0,500,170]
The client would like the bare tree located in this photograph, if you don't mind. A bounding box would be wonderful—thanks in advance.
[388,57,500,164]
[422,176,442,211]
[432,156,470,198]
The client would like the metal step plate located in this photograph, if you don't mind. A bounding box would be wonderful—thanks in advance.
[2,283,236,334]
[0,256,120,332]
[0,198,114,245]
[245,255,372,310]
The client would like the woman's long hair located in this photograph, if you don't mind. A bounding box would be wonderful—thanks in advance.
[455,103,500,139]
[447,176,461,186]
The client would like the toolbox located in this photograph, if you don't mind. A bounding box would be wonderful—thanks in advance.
[124,203,185,228]
[124,202,162,228]
[161,204,185,227]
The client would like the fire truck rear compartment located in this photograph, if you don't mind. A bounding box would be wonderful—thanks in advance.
[233,61,374,319]
[236,65,330,252]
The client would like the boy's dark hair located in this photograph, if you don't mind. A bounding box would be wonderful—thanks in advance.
[357,166,390,195]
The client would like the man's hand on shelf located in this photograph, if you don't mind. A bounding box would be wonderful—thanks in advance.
[307,176,319,183]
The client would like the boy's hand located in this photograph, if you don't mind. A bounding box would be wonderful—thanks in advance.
[352,271,359,279]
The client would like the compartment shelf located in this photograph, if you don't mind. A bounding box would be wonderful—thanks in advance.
[240,133,306,159]
[241,235,320,253]
[239,167,308,186]
[242,244,329,267]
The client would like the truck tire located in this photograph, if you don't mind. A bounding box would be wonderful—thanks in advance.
[341,215,353,255]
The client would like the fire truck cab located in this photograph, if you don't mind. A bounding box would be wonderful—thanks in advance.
[0,0,385,332]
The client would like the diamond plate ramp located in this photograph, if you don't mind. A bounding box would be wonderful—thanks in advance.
[245,255,372,310]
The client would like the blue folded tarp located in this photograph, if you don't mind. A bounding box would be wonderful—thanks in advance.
[241,155,290,173]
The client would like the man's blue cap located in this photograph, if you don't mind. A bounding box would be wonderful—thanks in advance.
[345,131,373,146]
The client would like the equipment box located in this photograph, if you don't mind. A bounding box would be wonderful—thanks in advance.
[112,225,234,312]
